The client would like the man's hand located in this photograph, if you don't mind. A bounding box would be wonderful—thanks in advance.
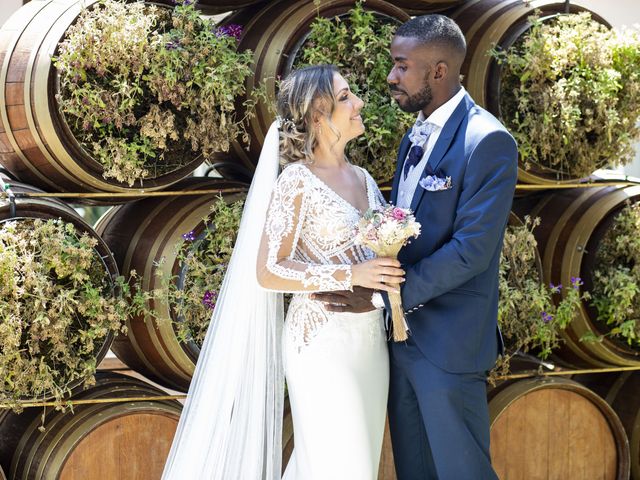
[311,286,377,313]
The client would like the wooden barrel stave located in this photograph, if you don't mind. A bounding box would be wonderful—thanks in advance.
[95,177,248,391]
[513,187,640,368]
[195,0,267,14]
[377,417,396,480]
[388,0,469,15]
[489,377,630,480]
[2,1,85,192]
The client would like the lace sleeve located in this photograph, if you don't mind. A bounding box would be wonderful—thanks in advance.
[256,165,353,293]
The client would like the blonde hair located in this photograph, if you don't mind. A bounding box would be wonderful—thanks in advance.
[276,65,339,165]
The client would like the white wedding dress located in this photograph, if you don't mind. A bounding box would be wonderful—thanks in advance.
[258,164,389,480]
[161,123,388,480]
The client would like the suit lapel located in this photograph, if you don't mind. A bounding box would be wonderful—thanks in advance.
[409,94,473,212]
[391,133,411,204]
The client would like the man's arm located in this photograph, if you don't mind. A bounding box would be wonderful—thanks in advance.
[393,130,518,313]
[311,287,379,313]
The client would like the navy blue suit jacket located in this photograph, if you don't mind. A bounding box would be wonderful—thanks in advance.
[386,93,518,374]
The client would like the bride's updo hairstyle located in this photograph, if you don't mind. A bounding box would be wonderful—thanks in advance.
[276,64,339,164]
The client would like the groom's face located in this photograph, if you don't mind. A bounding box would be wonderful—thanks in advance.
[388,36,436,114]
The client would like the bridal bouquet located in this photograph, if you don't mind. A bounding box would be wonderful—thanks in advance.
[354,206,421,341]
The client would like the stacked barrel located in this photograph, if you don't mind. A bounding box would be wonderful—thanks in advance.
[0,0,252,477]
[1,1,639,479]
[0,373,182,480]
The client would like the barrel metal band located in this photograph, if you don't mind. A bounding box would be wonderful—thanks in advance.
[0,187,249,200]
[2,365,640,409]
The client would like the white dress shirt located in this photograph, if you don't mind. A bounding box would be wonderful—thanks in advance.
[396,87,467,209]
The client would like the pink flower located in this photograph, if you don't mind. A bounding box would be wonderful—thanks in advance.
[392,207,406,221]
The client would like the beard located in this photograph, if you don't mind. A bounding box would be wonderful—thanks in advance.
[390,82,433,113]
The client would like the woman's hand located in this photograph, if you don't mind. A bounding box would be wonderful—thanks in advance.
[351,257,405,293]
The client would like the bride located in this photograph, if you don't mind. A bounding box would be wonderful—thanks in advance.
[162,65,404,480]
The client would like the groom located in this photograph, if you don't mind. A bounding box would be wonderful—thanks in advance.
[314,14,517,479]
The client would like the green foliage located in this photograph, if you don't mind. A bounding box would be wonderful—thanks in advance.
[591,201,640,346]
[494,217,587,378]
[54,0,255,186]
[294,1,414,183]
[491,13,640,179]
[0,219,149,409]
[159,196,244,347]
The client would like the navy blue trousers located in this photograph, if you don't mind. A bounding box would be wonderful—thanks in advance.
[388,337,498,480]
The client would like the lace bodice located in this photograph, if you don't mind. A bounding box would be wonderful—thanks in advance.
[257,163,385,347]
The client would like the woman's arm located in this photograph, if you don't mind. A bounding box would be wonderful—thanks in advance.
[256,166,352,293]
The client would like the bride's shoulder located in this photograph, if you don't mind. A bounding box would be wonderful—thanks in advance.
[275,163,310,190]
[353,164,375,183]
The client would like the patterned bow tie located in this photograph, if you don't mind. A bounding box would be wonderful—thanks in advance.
[403,120,434,180]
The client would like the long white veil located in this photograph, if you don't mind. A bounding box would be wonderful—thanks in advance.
[162,122,284,479]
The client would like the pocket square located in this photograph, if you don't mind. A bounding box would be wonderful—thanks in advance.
[419,174,452,192]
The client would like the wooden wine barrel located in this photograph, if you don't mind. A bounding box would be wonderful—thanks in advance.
[0,172,118,398]
[282,395,294,474]
[513,186,640,368]
[389,0,468,15]
[450,0,609,184]
[0,373,182,480]
[377,418,396,480]
[0,0,204,199]
[194,0,266,14]
[489,377,630,480]
[224,0,409,175]
[95,177,248,391]
[580,372,640,480]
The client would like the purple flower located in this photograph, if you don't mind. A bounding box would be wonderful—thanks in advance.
[570,276,583,289]
[541,311,553,324]
[182,230,196,241]
[202,290,217,310]
[165,40,180,50]
[549,282,562,293]
[215,24,243,41]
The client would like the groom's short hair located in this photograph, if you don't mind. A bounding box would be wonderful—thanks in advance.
[396,15,466,58]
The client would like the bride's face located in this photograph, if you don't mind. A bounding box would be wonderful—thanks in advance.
[319,73,365,144]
